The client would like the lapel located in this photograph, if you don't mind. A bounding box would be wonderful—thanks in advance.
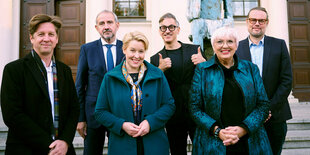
[25,52,50,99]
[115,40,124,65]
[96,39,108,74]
[241,39,252,62]
[262,36,271,79]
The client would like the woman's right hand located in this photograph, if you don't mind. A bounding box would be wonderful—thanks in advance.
[122,122,141,137]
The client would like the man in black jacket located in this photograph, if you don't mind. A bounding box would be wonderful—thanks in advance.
[150,13,206,155]
[236,7,293,155]
[1,14,79,155]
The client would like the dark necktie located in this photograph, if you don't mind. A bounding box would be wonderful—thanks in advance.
[106,44,114,71]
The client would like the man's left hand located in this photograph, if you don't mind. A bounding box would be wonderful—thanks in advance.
[191,47,206,65]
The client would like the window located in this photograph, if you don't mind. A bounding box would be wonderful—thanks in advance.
[114,0,145,18]
[232,0,259,17]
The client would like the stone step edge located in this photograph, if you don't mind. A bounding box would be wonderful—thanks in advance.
[286,130,310,141]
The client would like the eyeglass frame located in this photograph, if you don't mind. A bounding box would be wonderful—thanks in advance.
[247,18,268,25]
[159,25,178,32]
[214,39,236,47]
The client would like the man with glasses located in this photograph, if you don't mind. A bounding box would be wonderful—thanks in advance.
[150,13,206,155]
[236,7,293,155]
[75,10,124,155]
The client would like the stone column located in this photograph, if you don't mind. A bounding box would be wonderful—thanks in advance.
[0,0,20,88]
[266,0,289,48]
[85,0,111,43]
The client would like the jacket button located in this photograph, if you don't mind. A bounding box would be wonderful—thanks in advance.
[145,94,149,97]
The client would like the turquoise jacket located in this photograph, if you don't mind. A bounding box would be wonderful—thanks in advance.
[189,56,272,155]
[95,60,175,155]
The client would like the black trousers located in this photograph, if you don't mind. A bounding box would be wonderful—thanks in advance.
[166,124,195,155]
[264,121,288,155]
[83,125,108,155]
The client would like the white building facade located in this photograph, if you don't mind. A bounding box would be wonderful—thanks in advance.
[0,0,290,86]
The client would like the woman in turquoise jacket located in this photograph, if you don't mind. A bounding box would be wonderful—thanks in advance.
[189,27,272,154]
[95,31,175,155]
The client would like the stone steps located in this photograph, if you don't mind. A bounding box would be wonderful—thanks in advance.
[0,102,309,155]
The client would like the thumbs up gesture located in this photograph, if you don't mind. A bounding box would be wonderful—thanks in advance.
[158,53,172,72]
[191,47,206,65]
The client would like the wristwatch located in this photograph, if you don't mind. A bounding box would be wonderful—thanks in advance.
[214,127,221,138]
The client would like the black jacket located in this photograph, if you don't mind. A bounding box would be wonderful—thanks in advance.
[236,36,293,122]
[1,52,79,154]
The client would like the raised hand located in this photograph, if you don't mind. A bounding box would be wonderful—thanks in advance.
[158,53,172,71]
[191,47,206,65]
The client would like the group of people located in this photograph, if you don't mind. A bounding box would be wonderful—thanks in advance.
[0,6,292,155]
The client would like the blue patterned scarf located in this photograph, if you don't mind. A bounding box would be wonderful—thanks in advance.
[122,61,145,117]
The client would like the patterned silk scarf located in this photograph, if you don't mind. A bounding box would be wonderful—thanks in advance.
[122,61,145,117]
[51,55,59,139]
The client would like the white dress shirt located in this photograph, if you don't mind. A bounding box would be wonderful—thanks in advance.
[249,36,265,77]
[101,38,117,70]
[42,60,55,122]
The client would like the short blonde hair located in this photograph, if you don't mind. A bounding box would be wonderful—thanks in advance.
[211,26,239,48]
[122,31,149,51]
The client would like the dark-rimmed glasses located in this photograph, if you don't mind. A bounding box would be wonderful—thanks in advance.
[247,18,268,25]
[159,25,178,32]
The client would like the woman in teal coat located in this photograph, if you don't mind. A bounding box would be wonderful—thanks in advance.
[95,31,175,155]
[189,27,272,154]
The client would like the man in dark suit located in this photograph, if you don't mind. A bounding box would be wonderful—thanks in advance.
[150,13,206,155]
[236,7,293,155]
[1,14,79,155]
[75,10,124,155]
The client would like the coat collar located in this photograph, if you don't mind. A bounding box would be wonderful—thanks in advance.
[262,36,271,78]
[108,60,163,85]
[24,52,50,99]
[202,55,248,75]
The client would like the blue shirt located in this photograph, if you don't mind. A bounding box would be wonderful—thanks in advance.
[249,37,264,77]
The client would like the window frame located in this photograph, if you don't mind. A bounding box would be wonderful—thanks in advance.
[232,0,260,20]
[113,0,146,19]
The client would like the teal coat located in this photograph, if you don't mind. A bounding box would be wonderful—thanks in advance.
[189,56,272,155]
[95,60,175,155]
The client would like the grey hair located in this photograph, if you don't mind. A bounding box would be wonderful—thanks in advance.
[211,26,239,48]
[159,13,180,27]
[95,10,119,24]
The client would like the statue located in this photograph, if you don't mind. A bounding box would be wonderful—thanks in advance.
[187,0,234,59]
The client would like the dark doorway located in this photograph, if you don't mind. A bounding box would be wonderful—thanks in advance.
[288,0,310,101]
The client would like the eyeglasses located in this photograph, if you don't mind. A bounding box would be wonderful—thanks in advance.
[159,25,178,32]
[215,40,235,47]
[247,18,268,25]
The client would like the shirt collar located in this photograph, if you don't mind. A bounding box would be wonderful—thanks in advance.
[41,59,52,71]
[248,36,265,46]
[101,38,117,46]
